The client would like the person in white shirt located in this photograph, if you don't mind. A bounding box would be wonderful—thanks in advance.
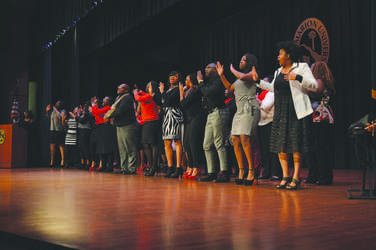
[257,77,282,181]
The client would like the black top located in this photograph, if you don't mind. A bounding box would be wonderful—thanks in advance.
[199,76,226,111]
[77,111,95,128]
[180,87,203,122]
[110,94,136,126]
[274,72,291,96]
[161,86,180,108]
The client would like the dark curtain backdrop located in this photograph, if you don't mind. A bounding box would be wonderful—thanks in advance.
[38,0,372,169]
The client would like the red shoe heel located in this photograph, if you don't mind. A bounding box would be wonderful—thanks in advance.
[188,169,201,180]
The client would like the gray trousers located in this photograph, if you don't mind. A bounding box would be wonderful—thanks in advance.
[116,123,138,172]
[203,108,230,174]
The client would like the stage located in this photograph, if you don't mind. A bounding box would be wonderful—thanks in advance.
[0,168,375,249]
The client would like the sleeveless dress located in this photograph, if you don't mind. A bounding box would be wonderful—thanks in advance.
[231,79,260,136]
[269,73,312,153]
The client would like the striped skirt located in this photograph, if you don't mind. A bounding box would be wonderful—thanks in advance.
[162,107,183,140]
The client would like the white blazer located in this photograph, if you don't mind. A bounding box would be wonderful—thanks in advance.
[258,62,318,120]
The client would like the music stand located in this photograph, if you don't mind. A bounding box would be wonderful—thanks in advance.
[348,124,376,199]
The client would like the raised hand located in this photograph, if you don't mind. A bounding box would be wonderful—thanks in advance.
[216,61,224,76]
[230,64,236,75]
[61,112,67,125]
[148,83,153,95]
[159,82,165,93]
[179,82,184,100]
[197,70,203,82]
[91,97,97,106]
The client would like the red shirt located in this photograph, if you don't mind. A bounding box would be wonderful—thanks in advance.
[134,91,159,122]
[91,105,111,124]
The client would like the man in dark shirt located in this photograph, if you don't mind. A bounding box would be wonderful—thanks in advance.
[198,63,231,182]
[108,83,138,174]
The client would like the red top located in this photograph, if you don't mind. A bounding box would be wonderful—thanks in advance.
[91,105,111,124]
[134,91,159,122]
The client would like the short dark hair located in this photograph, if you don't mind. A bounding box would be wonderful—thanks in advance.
[167,71,182,86]
[277,41,300,63]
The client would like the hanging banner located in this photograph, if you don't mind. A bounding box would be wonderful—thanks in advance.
[294,18,330,64]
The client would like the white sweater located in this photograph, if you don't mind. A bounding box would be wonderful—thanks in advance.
[258,62,318,120]
[258,91,274,126]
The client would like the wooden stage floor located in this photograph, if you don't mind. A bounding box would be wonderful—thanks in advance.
[0,168,375,250]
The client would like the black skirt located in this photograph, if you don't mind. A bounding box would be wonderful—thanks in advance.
[269,73,313,153]
[49,130,65,145]
[95,123,116,154]
[141,119,161,145]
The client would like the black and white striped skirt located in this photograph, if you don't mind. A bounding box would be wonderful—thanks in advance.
[162,107,183,140]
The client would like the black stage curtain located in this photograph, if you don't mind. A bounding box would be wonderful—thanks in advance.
[372,0,376,99]
[40,0,372,169]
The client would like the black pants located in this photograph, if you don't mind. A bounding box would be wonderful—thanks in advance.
[306,122,334,181]
[65,145,79,167]
[79,128,92,161]
[258,123,281,177]
[183,116,204,168]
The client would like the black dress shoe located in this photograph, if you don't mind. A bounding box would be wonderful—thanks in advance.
[258,175,270,180]
[214,173,230,183]
[124,170,137,175]
[169,167,183,178]
[199,173,217,182]
[145,168,156,176]
[164,167,176,178]
[114,170,125,174]
[235,178,244,185]
[304,178,318,184]
[270,176,281,181]
[317,178,333,185]
[244,179,255,186]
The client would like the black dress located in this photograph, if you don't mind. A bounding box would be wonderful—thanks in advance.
[269,72,312,153]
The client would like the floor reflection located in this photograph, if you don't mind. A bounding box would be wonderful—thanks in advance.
[0,169,375,249]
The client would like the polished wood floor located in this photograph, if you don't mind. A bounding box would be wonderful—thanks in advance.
[0,167,375,250]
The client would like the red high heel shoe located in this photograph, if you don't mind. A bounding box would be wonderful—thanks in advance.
[137,164,148,173]
[188,169,200,180]
[89,162,96,171]
[183,169,192,179]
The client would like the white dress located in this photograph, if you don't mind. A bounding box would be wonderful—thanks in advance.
[231,79,260,136]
